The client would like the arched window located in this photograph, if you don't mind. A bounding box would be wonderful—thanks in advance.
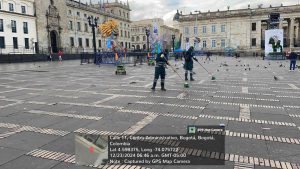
[131,37,134,42]
[143,36,146,41]
[136,36,139,41]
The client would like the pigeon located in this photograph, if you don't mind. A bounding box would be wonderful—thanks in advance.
[217,69,220,72]
[129,82,137,84]
[274,76,278,80]
[257,65,260,67]
[279,64,283,67]
[264,66,268,69]
[245,68,247,71]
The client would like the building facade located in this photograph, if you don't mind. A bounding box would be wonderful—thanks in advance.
[175,5,300,53]
[131,18,179,51]
[0,0,37,54]
[35,0,131,54]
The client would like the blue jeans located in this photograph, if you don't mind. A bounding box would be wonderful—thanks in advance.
[290,60,296,70]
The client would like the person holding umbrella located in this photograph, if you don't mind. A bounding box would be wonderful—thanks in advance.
[184,46,198,81]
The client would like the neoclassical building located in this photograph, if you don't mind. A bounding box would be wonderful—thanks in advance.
[35,0,131,54]
[174,4,300,53]
[0,0,37,54]
[131,18,180,51]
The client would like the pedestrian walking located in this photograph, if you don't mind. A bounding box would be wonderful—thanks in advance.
[206,51,211,61]
[151,49,170,91]
[184,46,198,81]
[288,48,298,71]
[58,50,63,62]
[48,51,53,62]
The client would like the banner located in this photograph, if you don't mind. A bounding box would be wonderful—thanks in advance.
[153,22,158,34]
[265,29,283,55]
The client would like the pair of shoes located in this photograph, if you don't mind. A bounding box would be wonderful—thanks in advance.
[151,87,166,91]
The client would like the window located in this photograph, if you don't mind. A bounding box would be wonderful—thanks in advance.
[119,10,121,16]
[124,31,127,38]
[86,38,89,47]
[84,23,88,32]
[221,39,226,48]
[77,12,80,17]
[136,36,139,41]
[252,23,256,31]
[68,21,73,30]
[21,6,26,14]
[0,37,5,48]
[127,13,129,18]
[143,36,146,41]
[78,38,82,47]
[98,40,101,48]
[202,40,207,48]
[132,37,134,42]
[120,30,123,37]
[0,1,2,9]
[128,32,130,37]
[251,38,256,46]
[194,26,198,35]
[23,22,28,34]
[9,3,14,12]
[184,27,189,35]
[0,19,3,32]
[221,25,226,32]
[70,37,74,47]
[211,25,216,33]
[202,26,206,33]
[24,38,29,49]
[68,10,72,15]
[13,37,18,49]
[11,20,17,33]
[211,39,216,48]
[84,14,87,18]
[77,22,81,31]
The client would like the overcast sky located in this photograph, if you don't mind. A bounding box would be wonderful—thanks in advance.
[87,0,299,26]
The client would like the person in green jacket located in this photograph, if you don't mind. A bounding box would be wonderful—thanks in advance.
[184,46,198,81]
[151,50,170,91]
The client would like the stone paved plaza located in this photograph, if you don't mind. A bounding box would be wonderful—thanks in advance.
[0,56,300,169]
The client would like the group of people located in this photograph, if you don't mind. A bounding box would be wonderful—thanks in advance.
[150,46,198,91]
[48,50,63,62]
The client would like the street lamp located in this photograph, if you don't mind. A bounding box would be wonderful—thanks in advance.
[172,34,176,52]
[88,16,98,64]
[145,28,150,54]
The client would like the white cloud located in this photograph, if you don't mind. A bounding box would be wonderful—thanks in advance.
[87,0,298,26]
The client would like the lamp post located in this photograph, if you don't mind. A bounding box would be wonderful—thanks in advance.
[88,16,98,64]
[172,34,176,52]
[146,28,150,54]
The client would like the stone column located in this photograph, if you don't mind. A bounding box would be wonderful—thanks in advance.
[279,18,283,29]
[289,18,295,48]
[298,19,300,47]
